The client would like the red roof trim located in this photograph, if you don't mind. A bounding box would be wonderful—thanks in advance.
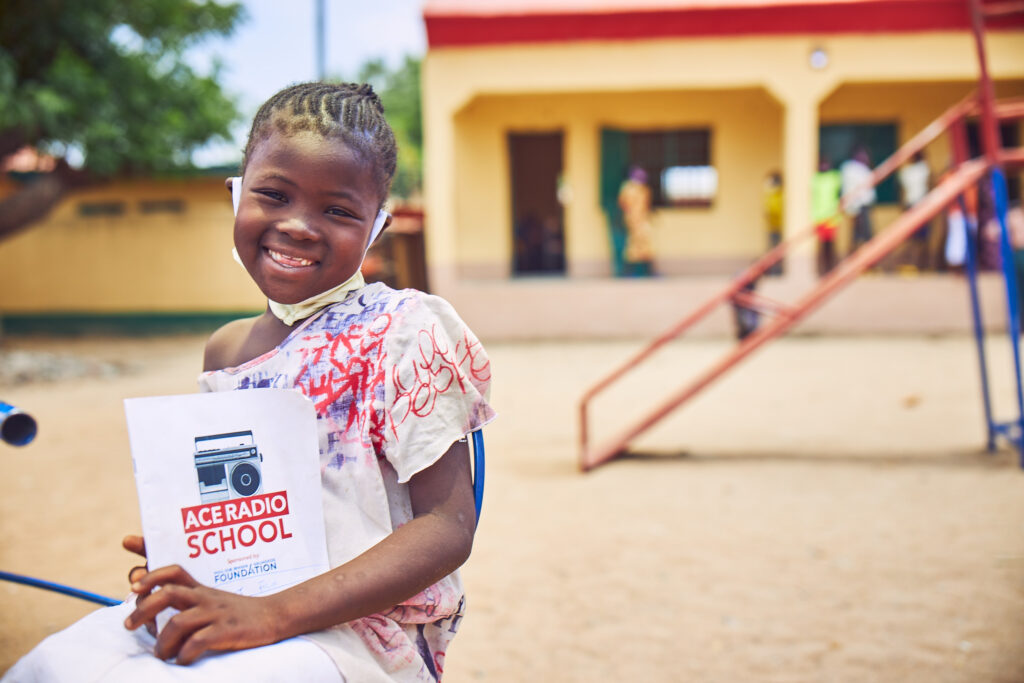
[425,1,1024,47]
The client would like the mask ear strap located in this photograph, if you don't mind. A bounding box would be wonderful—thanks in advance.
[367,209,389,249]
[230,176,242,216]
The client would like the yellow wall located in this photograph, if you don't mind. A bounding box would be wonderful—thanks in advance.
[0,177,263,313]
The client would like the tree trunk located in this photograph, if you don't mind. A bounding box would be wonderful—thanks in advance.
[0,173,70,242]
[0,163,93,243]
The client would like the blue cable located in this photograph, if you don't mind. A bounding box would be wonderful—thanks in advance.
[0,570,120,607]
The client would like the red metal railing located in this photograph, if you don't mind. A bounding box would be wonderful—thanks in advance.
[578,93,1024,471]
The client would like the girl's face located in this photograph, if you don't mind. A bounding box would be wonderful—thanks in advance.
[232,130,384,305]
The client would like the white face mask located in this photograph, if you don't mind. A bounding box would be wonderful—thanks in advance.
[228,176,391,325]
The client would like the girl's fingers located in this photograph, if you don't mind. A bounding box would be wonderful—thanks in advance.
[131,564,197,597]
[127,565,148,585]
[126,587,178,630]
[154,609,213,662]
[175,625,219,666]
[122,535,146,558]
[126,581,198,630]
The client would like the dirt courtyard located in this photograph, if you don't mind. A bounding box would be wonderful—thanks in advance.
[2,333,1024,682]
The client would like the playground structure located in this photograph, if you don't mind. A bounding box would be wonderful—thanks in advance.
[579,0,1024,472]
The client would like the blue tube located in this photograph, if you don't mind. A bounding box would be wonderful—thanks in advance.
[0,401,37,447]
[0,570,120,607]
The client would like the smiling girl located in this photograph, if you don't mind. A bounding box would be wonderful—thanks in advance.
[5,82,495,683]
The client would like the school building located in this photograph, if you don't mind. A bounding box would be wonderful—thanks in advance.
[421,0,1024,339]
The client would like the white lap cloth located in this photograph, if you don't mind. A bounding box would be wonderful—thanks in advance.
[2,602,343,683]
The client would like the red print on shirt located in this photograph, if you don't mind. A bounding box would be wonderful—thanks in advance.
[295,313,392,445]
[392,324,491,424]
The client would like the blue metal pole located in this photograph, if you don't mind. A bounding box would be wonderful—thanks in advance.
[963,194,997,452]
[989,167,1024,461]
[0,570,120,607]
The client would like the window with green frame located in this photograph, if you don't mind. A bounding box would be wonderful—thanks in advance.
[600,128,715,209]
[819,123,899,204]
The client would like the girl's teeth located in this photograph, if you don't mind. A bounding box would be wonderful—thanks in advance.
[268,249,313,267]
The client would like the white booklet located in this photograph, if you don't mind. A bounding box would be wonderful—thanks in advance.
[124,389,330,600]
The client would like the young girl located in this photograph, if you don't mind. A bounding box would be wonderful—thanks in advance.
[5,82,495,682]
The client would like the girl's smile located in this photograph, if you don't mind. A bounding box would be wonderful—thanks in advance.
[232,130,387,305]
[266,248,316,269]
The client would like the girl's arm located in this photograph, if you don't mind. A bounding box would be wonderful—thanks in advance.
[124,439,476,665]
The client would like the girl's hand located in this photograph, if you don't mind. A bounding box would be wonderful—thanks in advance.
[122,534,148,585]
[125,565,281,665]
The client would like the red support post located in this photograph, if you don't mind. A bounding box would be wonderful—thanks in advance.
[968,0,1003,164]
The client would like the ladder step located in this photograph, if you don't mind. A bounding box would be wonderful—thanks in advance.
[731,290,795,318]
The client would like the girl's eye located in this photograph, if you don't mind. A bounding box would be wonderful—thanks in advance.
[257,189,286,202]
[326,207,356,218]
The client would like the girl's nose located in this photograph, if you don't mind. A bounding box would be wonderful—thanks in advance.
[275,216,318,241]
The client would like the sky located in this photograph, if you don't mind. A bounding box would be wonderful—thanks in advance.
[190,0,428,166]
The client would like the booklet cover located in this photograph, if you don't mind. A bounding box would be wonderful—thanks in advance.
[124,389,330,600]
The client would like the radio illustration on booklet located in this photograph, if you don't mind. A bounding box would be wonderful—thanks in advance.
[194,430,264,502]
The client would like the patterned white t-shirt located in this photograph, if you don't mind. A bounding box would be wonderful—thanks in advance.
[198,282,495,681]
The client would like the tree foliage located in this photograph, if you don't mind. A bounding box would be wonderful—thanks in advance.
[0,0,246,240]
[355,56,422,199]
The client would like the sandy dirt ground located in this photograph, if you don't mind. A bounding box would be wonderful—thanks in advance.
[2,332,1024,682]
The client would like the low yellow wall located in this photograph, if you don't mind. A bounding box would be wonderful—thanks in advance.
[0,177,264,314]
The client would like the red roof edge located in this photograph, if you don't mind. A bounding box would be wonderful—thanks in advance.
[425,1,1024,48]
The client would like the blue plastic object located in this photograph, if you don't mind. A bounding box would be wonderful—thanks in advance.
[0,401,37,447]
[471,429,486,523]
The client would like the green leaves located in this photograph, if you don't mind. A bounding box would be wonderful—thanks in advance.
[0,0,245,177]
[354,55,422,199]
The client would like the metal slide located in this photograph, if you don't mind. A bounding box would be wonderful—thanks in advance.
[579,91,1024,471]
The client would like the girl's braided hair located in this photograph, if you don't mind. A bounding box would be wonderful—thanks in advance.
[242,82,397,204]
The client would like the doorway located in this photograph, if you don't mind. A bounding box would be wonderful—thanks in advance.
[509,132,565,275]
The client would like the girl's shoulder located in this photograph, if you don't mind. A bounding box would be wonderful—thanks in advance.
[203,315,262,372]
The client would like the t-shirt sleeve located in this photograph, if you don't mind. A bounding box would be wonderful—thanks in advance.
[382,292,496,483]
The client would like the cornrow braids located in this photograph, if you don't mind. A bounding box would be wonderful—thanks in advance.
[242,81,398,204]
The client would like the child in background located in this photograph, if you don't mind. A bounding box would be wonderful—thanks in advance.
[812,158,842,276]
[763,170,784,275]
[5,82,495,682]
[898,150,933,271]
[841,145,876,256]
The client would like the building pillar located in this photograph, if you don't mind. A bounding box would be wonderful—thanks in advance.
[421,61,468,295]
[766,75,834,286]
[781,92,820,283]
[564,119,607,278]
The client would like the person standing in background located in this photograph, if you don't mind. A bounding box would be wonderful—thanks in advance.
[763,170,784,275]
[841,145,876,256]
[618,166,655,277]
[898,150,933,271]
[812,158,842,276]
